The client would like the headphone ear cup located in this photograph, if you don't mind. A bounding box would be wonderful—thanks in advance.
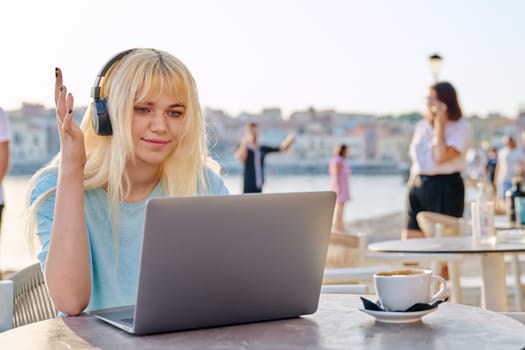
[92,98,113,136]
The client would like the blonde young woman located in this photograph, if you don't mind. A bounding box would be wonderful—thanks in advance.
[26,49,228,316]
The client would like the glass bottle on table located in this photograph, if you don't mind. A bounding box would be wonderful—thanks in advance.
[472,182,495,244]
[509,177,525,226]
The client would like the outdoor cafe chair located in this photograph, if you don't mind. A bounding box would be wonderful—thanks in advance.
[416,211,465,238]
[320,284,369,294]
[416,211,464,302]
[418,211,525,311]
[8,262,57,329]
[320,227,470,304]
[323,231,406,293]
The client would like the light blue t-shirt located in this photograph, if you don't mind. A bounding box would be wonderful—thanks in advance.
[30,169,229,313]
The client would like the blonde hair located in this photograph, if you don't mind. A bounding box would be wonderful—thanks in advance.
[26,48,220,252]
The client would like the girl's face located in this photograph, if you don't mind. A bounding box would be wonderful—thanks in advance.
[131,87,186,168]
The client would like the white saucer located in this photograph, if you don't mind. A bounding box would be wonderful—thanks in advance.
[359,307,437,323]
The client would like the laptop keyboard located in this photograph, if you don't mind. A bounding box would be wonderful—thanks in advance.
[120,318,134,325]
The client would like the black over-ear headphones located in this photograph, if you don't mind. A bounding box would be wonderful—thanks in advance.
[91,49,135,135]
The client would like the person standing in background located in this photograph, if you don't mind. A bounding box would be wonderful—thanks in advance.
[329,144,351,232]
[403,81,471,240]
[485,146,498,190]
[494,135,525,201]
[0,107,11,280]
[234,122,295,193]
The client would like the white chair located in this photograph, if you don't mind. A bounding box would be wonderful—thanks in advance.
[418,212,525,311]
[418,211,525,311]
[416,211,465,238]
[508,254,525,311]
[5,263,57,330]
[320,284,369,294]
[496,214,525,311]
[364,211,465,303]
[324,230,464,302]
[323,231,407,294]
[415,211,465,304]
[458,255,525,311]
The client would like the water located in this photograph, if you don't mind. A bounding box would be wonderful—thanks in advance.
[0,174,407,272]
[222,173,407,221]
[0,176,35,271]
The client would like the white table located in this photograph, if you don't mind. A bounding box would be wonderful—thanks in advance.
[368,236,525,311]
[1,294,524,349]
[493,214,525,311]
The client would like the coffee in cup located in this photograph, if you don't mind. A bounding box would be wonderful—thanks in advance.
[373,268,447,312]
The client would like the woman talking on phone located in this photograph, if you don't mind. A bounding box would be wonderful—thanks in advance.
[403,81,471,239]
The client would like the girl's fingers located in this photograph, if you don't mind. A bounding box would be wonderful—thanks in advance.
[62,93,75,133]
[54,68,63,105]
[62,109,73,133]
[56,85,67,124]
[66,92,74,113]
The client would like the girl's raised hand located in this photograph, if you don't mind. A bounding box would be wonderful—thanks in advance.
[433,101,448,128]
[54,68,86,172]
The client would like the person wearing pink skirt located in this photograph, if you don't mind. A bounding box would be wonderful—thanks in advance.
[329,144,351,232]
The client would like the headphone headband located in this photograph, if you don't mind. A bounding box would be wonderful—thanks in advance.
[91,49,135,100]
[90,48,136,136]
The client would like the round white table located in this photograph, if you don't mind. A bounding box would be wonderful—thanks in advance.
[368,236,525,311]
[0,294,524,349]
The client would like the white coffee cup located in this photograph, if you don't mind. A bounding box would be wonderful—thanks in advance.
[373,268,447,312]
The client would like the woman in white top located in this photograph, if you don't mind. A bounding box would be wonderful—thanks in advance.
[403,82,471,239]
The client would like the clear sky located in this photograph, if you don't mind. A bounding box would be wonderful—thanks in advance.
[1,0,523,118]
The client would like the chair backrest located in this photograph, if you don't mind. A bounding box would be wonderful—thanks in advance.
[325,231,368,268]
[416,211,463,238]
[8,263,57,328]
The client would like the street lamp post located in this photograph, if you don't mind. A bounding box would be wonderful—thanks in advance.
[429,53,443,82]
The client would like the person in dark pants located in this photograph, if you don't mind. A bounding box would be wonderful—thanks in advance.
[234,122,295,193]
[403,82,471,280]
[485,146,497,188]
[403,81,471,240]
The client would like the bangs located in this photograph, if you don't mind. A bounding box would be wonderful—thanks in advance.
[133,65,188,105]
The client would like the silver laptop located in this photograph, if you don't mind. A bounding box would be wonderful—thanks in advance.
[94,191,335,335]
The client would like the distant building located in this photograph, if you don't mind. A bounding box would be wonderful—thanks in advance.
[9,104,51,173]
[6,102,514,176]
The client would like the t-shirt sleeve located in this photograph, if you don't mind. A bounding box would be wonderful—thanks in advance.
[29,172,58,271]
[446,121,471,153]
[204,168,230,195]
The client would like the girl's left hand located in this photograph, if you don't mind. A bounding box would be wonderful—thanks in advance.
[54,68,87,172]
